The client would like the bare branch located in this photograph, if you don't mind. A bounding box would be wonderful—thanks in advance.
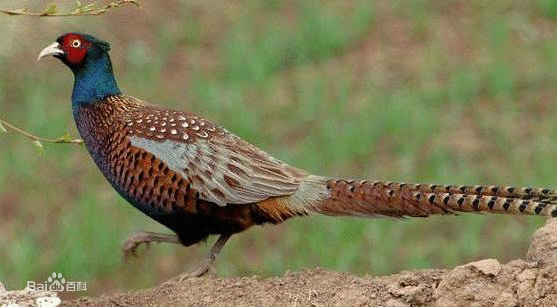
[0,0,140,17]
[0,118,83,145]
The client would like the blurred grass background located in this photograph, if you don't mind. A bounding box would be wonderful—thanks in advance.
[1,0,557,299]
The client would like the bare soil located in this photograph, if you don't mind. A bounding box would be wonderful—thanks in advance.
[4,219,557,306]
[72,219,557,306]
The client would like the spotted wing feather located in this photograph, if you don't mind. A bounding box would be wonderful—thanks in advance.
[125,101,307,206]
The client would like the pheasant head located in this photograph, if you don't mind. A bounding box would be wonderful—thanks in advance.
[38,33,121,107]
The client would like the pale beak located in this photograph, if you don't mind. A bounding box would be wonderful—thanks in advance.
[38,42,64,61]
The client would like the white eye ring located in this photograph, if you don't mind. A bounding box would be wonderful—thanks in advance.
[71,39,81,48]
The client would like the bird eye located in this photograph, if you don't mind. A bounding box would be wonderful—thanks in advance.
[71,39,81,48]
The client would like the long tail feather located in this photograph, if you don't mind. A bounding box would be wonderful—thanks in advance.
[296,178,557,218]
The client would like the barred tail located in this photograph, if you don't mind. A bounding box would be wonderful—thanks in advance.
[307,179,557,218]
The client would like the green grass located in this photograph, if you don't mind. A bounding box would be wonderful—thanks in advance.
[1,0,557,299]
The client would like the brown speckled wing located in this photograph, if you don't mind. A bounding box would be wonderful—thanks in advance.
[123,100,307,206]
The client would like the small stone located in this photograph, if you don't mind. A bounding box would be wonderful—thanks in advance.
[36,296,62,307]
[527,219,557,267]
[467,259,501,277]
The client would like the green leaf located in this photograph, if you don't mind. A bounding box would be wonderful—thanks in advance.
[58,132,75,142]
[43,4,58,15]
[32,140,45,155]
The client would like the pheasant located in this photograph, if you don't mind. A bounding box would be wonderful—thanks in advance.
[39,33,557,277]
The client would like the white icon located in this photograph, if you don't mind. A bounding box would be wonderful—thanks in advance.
[47,273,65,292]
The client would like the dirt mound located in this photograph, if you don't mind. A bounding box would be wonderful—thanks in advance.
[3,219,557,306]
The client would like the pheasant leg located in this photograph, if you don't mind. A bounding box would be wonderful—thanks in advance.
[122,231,181,260]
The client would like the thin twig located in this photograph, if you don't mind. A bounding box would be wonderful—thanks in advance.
[0,118,83,145]
[0,0,140,17]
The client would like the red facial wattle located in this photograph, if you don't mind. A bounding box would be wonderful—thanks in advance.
[58,33,92,66]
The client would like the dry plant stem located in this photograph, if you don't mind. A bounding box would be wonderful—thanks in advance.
[0,118,83,145]
[0,0,140,17]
